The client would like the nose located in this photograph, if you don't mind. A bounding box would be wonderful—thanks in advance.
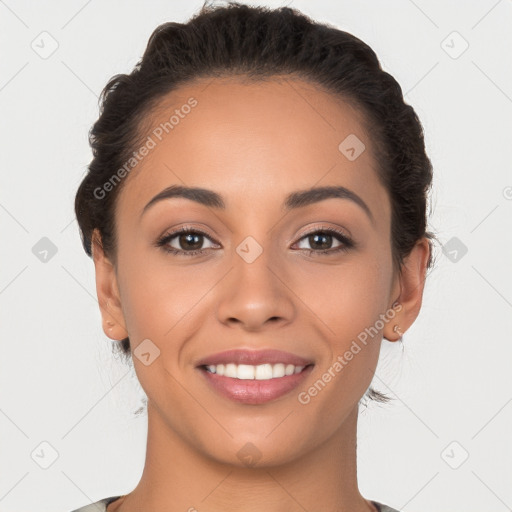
[215,244,296,331]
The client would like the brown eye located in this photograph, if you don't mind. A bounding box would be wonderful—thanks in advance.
[294,228,354,256]
[177,232,203,251]
[305,232,335,250]
[155,228,219,256]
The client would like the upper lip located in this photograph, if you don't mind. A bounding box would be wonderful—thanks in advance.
[195,349,314,367]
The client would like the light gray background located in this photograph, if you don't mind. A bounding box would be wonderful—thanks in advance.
[1,1,511,511]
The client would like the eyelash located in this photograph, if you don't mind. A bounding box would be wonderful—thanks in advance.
[155,225,355,258]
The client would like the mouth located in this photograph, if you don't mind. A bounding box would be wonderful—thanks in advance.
[197,363,315,404]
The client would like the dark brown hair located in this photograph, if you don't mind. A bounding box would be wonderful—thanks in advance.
[75,0,437,404]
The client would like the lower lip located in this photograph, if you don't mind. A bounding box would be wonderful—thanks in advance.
[198,365,314,404]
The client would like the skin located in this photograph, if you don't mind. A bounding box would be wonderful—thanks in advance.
[91,76,430,512]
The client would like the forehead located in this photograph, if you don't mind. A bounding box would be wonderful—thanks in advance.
[117,76,389,224]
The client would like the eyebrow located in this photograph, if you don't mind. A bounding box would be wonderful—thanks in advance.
[140,184,374,224]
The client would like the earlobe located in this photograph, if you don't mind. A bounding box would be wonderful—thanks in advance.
[103,298,128,341]
[384,237,430,343]
[391,323,404,342]
[383,304,405,343]
[91,229,129,341]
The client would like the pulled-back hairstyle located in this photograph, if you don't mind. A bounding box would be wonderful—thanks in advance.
[75,0,437,404]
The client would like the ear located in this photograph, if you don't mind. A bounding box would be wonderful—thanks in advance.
[384,237,430,342]
[91,228,129,341]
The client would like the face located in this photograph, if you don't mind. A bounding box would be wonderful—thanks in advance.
[94,76,416,467]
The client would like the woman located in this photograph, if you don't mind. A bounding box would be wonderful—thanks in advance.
[71,2,436,511]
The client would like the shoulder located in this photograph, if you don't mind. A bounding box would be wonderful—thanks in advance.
[69,496,122,512]
[371,500,402,512]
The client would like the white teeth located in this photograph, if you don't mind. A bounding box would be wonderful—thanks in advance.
[272,363,285,378]
[205,363,306,380]
[285,364,295,376]
[238,364,256,380]
[255,364,272,380]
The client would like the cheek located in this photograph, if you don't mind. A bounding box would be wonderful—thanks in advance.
[289,252,392,399]
[293,253,391,336]
[294,258,389,408]
[116,249,217,345]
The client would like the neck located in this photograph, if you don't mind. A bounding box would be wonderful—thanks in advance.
[113,400,375,512]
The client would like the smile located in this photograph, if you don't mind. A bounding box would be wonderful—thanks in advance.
[198,363,315,404]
